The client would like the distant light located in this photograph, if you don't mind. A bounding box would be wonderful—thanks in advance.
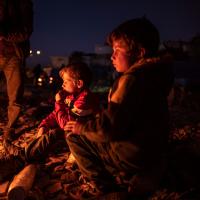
[38,77,43,82]
[49,76,53,84]
[30,50,33,54]
[36,50,41,55]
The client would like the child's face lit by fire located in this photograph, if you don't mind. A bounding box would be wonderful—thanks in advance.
[62,72,79,94]
[111,40,133,73]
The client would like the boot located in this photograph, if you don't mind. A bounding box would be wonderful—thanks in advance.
[3,139,25,161]
[3,127,16,142]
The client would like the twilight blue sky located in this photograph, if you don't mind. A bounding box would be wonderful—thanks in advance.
[31,0,200,57]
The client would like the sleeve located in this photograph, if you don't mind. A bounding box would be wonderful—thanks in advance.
[71,91,95,117]
[80,75,136,142]
[38,111,58,132]
[54,101,71,129]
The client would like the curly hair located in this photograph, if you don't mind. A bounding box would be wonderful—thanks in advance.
[59,62,92,88]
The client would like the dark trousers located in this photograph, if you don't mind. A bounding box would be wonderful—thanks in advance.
[66,134,140,184]
[25,129,65,163]
[0,55,24,128]
[66,133,166,195]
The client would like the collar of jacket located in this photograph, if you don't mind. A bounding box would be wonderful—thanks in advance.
[125,54,173,75]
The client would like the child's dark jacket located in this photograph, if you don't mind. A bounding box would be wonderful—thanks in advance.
[79,56,174,170]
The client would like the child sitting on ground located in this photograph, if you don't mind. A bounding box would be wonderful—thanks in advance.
[25,62,100,163]
[65,17,174,199]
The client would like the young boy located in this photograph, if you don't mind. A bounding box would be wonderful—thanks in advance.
[65,17,174,199]
[25,62,99,162]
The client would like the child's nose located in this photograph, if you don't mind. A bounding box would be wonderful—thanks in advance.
[111,54,114,61]
[111,52,115,61]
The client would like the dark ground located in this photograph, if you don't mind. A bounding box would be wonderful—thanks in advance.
[0,83,200,200]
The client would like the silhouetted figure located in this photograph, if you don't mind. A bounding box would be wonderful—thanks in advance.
[32,64,43,86]
[25,62,100,163]
[65,17,174,199]
[0,0,33,141]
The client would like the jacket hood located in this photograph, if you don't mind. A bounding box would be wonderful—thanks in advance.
[126,53,173,74]
[124,54,174,97]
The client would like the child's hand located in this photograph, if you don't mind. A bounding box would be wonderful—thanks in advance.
[55,90,67,102]
[55,92,62,102]
[64,121,82,134]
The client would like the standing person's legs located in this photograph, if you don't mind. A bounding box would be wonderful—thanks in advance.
[3,56,24,140]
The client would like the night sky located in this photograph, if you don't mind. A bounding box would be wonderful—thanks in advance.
[30,0,200,58]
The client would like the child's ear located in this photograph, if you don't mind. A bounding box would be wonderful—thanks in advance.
[77,80,84,89]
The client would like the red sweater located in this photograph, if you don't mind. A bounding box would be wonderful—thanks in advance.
[39,89,99,132]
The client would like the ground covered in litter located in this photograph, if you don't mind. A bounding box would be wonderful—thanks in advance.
[0,86,200,200]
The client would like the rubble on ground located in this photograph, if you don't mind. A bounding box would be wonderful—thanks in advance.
[0,87,200,200]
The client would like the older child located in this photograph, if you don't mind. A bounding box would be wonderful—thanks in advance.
[65,17,174,199]
[25,62,99,162]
